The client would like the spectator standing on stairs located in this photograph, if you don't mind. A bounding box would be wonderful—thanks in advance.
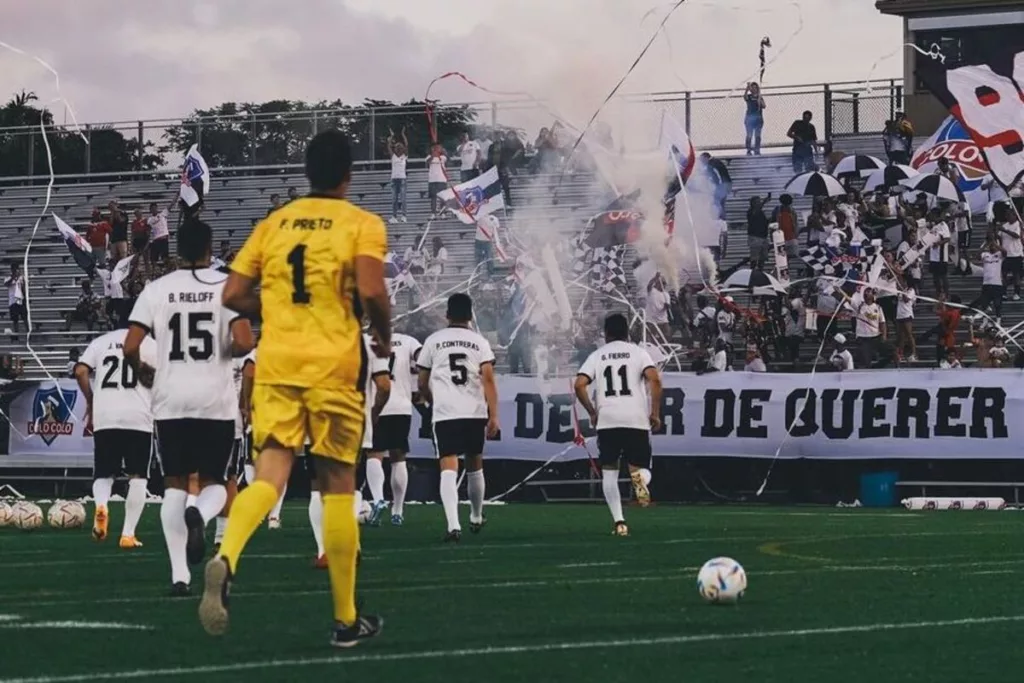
[746,194,770,269]
[108,201,129,262]
[743,82,765,156]
[426,236,449,291]
[130,208,150,268]
[86,209,111,269]
[6,263,25,334]
[994,201,1023,301]
[475,214,500,277]
[63,278,103,332]
[457,132,481,183]
[426,143,449,219]
[388,127,408,223]
[786,111,817,173]
[147,201,172,264]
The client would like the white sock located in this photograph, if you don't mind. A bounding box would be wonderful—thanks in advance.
[270,486,286,519]
[195,484,227,524]
[467,469,485,524]
[366,458,385,503]
[439,469,461,532]
[391,461,408,517]
[602,469,624,523]
[353,490,363,518]
[186,494,197,508]
[160,488,191,585]
[215,516,227,543]
[243,464,256,485]
[121,478,147,538]
[92,477,114,509]
[308,491,324,556]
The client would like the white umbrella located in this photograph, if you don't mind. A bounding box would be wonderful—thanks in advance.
[901,172,965,203]
[863,164,920,191]
[832,155,886,177]
[722,269,787,293]
[784,171,846,198]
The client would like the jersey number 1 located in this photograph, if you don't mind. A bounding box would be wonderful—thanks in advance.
[288,245,311,304]
[603,365,632,397]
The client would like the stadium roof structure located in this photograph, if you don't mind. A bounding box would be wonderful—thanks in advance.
[876,0,1024,15]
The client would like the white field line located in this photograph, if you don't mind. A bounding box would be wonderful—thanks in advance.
[1,615,1021,683]
[0,621,152,631]
[9,557,1024,610]
[556,561,621,568]
[3,529,1018,569]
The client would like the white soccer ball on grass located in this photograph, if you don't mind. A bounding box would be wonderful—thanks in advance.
[11,501,43,531]
[47,500,86,529]
[697,557,747,604]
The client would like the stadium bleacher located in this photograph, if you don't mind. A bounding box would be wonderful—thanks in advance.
[0,139,1012,380]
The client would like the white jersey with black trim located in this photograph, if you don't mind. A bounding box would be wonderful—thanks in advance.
[78,329,157,433]
[578,340,656,431]
[128,268,241,422]
[417,326,494,423]
[361,334,391,449]
[381,333,423,417]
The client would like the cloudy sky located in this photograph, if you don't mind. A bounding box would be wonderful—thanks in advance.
[0,0,902,128]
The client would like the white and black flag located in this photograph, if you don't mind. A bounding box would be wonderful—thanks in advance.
[916,45,1024,190]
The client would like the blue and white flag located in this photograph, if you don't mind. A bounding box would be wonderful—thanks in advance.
[179,144,210,208]
[438,166,505,224]
[53,213,94,274]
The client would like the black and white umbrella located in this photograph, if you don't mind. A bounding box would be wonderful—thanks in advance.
[900,172,965,203]
[721,269,786,293]
[784,171,846,197]
[832,154,886,177]
[863,164,919,191]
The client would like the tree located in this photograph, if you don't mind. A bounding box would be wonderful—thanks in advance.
[0,92,167,177]
[164,98,478,168]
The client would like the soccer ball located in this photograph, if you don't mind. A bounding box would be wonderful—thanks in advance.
[11,501,43,531]
[0,502,12,527]
[357,500,372,525]
[47,500,86,529]
[697,557,747,604]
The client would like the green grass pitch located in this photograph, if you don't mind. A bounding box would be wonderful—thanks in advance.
[1,502,1024,682]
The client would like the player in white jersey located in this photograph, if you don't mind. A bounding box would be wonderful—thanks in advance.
[365,331,422,526]
[359,332,393,521]
[417,293,499,542]
[74,325,158,548]
[212,354,249,552]
[124,218,254,596]
[574,313,662,537]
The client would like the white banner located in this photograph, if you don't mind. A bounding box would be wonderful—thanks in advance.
[4,379,92,468]
[3,371,1018,468]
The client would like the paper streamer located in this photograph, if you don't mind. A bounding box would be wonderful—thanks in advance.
[1,38,88,434]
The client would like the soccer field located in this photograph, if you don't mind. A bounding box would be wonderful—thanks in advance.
[1,502,1024,682]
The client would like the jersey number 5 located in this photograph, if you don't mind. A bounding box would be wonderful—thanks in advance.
[100,356,137,389]
[288,245,311,304]
[169,312,215,362]
[602,365,632,397]
[449,353,468,386]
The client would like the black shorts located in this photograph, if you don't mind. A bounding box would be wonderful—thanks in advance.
[597,428,652,469]
[428,181,447,200]
[8,303,25,324]
[93,428,153,478]
[150,238,169,261]
[433,418,487,457]
[371,415,412,453]
[1004,256,1023,278]
[131,235,149,252]
[155,418,235,483]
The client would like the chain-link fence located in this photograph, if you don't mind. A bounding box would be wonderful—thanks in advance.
[0,81,902,179]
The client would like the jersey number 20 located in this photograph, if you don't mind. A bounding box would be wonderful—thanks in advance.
[100,356,137,389]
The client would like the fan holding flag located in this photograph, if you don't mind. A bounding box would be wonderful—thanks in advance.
[179,144,210,216]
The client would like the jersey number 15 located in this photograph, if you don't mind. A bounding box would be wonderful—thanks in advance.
[169,312,214,362]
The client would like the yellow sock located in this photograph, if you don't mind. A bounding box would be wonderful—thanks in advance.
[218,480,279,574]
[323,493,359,625]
